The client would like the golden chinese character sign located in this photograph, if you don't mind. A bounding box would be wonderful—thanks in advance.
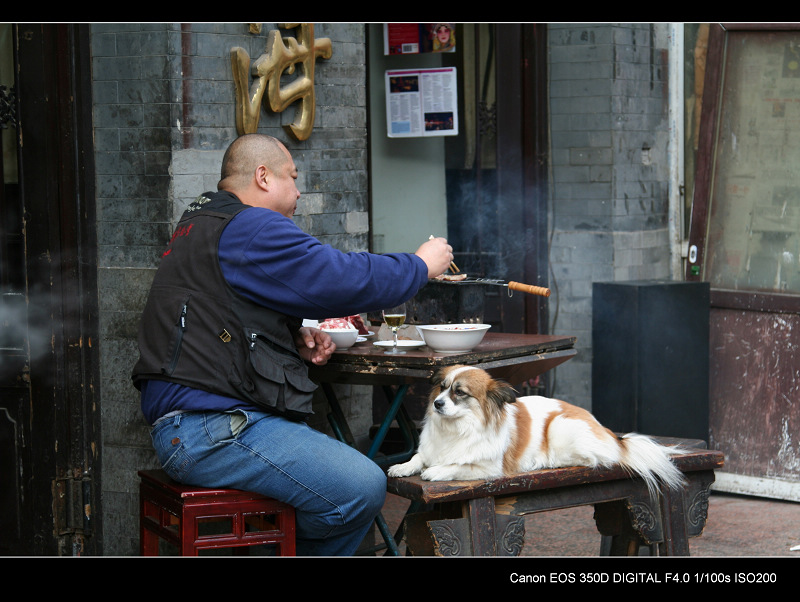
[231,23,332,141]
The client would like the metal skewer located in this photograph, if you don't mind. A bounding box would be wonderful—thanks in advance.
[428,235,550,297]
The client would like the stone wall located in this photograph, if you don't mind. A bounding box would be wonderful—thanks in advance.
[547,24,673,409]
[90,22,370,555]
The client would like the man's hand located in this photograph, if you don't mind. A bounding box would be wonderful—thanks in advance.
[295,327,336,365]
[415,236,453,279]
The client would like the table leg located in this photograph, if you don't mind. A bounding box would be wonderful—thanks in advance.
[386,399,419,463]
[321,382,414,556]
[322,383,356,448]
[367,384,410,460]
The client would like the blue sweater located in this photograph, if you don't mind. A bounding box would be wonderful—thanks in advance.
[140,203,429,424]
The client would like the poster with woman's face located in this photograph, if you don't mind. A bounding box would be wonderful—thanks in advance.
[384,23,456,55]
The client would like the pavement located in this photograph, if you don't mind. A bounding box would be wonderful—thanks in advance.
[377,488,800,557]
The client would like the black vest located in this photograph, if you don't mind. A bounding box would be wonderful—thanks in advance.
[131,192,317,421]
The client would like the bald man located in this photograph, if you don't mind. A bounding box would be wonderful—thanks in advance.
[133,134,453,555]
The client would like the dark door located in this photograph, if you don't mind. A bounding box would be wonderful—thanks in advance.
[0,23,100,555]
[0,25,26,553]
[445,23,550,336]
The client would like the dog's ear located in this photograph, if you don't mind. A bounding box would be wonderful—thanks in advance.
[429,367,448,387]
[487,379,517,409]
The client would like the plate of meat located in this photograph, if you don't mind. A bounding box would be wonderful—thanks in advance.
[316,315,374,337]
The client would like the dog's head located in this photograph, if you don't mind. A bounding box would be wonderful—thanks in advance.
[428,365,517,424]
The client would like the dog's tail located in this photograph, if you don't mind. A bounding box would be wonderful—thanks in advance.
[617,434,687,499]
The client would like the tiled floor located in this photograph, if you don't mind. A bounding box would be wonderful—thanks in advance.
[377,489,800,557]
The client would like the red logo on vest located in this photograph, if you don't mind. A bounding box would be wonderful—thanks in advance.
[162,223,194,257]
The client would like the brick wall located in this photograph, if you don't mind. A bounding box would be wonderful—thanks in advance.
[91,23,369,555]
[548,24,672,409]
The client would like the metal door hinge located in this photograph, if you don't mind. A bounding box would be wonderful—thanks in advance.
[53,472,93,539]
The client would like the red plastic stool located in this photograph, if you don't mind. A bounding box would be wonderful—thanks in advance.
[138,469,296,556]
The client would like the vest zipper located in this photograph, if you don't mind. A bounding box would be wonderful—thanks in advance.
[165,303,188,374]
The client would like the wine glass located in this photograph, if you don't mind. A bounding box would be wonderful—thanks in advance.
[382,303,407,354]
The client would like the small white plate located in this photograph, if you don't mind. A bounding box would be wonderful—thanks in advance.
[361,331,376,338]
[356,336,367,343]
[373,340,427,349]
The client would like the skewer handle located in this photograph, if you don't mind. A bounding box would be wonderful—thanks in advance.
[507,281,551,297]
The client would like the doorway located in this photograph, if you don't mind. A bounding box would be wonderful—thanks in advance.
[0,23,100,555]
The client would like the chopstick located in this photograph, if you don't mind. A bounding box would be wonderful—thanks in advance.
[430,234,461,274]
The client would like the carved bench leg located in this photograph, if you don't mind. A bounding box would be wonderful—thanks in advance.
[659,469,715,555]
[595,471,715,556]
[658,484,689,555]
[649,470,715,556]
[685,470,715,538]
[594,488,664,556]
[403,503,475,556]
[402,499,526,556]
[595,500,651,556]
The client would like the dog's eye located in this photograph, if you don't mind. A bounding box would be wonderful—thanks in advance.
[453,386,468,398]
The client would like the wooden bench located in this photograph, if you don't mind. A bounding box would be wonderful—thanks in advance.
[386,441,724,556]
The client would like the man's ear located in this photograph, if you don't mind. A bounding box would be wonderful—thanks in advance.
[255,165,270,191]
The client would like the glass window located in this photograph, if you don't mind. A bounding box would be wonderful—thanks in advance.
[704,31,800,294]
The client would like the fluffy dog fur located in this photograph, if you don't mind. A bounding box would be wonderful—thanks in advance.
[387,365,686,498]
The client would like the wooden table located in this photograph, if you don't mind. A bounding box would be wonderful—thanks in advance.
[309,331,577,555]
[310,331,577,387]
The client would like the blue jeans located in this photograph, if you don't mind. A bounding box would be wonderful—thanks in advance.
[150,410,387,556]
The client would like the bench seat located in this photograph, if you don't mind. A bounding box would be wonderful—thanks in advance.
[387,443,724,556]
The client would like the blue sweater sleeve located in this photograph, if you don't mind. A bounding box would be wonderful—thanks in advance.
[218,207,430,318]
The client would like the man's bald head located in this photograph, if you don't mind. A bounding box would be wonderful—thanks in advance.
[218,134,290,193]
[217,134,301,217]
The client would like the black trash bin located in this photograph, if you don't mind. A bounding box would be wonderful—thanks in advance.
[592,280,709,441]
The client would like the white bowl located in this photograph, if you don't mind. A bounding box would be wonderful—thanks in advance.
[320,327,359,350]
[417,324,491,353]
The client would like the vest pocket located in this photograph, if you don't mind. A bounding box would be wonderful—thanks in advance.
[163,295,190,376]
[235,329,317,420]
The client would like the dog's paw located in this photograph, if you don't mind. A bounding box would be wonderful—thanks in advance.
[387,454,424,477]
[387,462,415,477]
[420,465,459,481]
[421,463,495,481]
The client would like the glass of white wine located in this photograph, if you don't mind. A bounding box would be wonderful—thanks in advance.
[382,303,407,354]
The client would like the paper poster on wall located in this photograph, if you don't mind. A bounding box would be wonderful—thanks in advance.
[383,23,456,55]
[385,67,459,138]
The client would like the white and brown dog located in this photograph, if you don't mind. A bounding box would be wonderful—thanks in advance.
[387,365,686,497]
